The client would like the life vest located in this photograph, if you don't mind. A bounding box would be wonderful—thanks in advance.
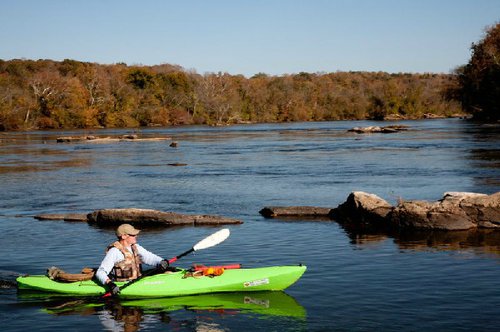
[107,241,142,282]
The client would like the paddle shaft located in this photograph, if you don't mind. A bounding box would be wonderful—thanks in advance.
[168,248,194,264]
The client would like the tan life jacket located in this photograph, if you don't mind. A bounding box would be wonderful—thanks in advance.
[107,241,142,282]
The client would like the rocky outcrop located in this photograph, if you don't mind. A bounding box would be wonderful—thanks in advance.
[259,206,331,218]
[348,125,409,134]
[331,191,500,231]
[87,208,242,226]
[262,191,500,231]
[389,199,475,230]
[458,192,500,228]
[390,192,500,230]
[423,113,446,119]
[329,192,393,227]
[56,136,97,142]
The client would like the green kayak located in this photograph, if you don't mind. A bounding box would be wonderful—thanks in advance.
[17,265,306,298]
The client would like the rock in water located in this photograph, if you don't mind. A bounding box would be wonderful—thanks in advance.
[87,208,242,226]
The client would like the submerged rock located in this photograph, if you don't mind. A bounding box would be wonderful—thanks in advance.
[56,136,95,143]
[259,206,332,218]
[56,135,171,143]
[348,125,409,134]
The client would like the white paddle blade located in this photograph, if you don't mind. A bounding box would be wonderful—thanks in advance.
[193,228,230,251]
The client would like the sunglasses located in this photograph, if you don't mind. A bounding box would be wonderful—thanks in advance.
[127,234,138,237]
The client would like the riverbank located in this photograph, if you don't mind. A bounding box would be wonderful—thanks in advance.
[1,113,473,133]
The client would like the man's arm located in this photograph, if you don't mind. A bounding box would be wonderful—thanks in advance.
[95,248,122,285]
[136,244,163,266]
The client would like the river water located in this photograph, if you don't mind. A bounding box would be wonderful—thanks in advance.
[0,119,499,331]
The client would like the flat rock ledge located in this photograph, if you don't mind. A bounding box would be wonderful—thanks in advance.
[259,206,332,218]
[87,208,242,226]
[34,213,88,222]
[35,208,242,226]
[261,191,500,231]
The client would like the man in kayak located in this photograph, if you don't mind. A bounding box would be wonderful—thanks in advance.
[96,223,170,296]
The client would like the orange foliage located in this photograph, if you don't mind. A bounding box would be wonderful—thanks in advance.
[0,58,465,131]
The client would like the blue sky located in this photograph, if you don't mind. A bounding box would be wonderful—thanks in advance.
[1,0,499,76]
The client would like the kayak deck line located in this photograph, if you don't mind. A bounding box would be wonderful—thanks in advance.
[16,265,307,298]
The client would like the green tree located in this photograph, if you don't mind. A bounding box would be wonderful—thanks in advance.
[155,71,195,124]
[126,68,155,90]
[455,22,500,121]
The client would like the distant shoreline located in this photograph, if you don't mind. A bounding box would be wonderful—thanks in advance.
[0,114,473,133]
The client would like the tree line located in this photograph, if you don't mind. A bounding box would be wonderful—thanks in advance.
[0,59,462,131]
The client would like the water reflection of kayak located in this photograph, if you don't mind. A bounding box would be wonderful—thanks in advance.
[120,291,307,318]
[18,291,306,319]
[17,265,306,298]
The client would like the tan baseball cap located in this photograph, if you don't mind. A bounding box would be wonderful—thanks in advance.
[116,224,141,237]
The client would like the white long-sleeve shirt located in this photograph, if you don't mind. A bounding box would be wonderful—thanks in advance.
[95,244,163,285]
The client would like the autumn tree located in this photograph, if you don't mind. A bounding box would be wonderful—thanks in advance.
[195,72,241,125]
[0,74,26,130]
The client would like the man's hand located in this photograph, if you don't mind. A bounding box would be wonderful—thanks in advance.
[108,282,120,296]
[158,259,170,271]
